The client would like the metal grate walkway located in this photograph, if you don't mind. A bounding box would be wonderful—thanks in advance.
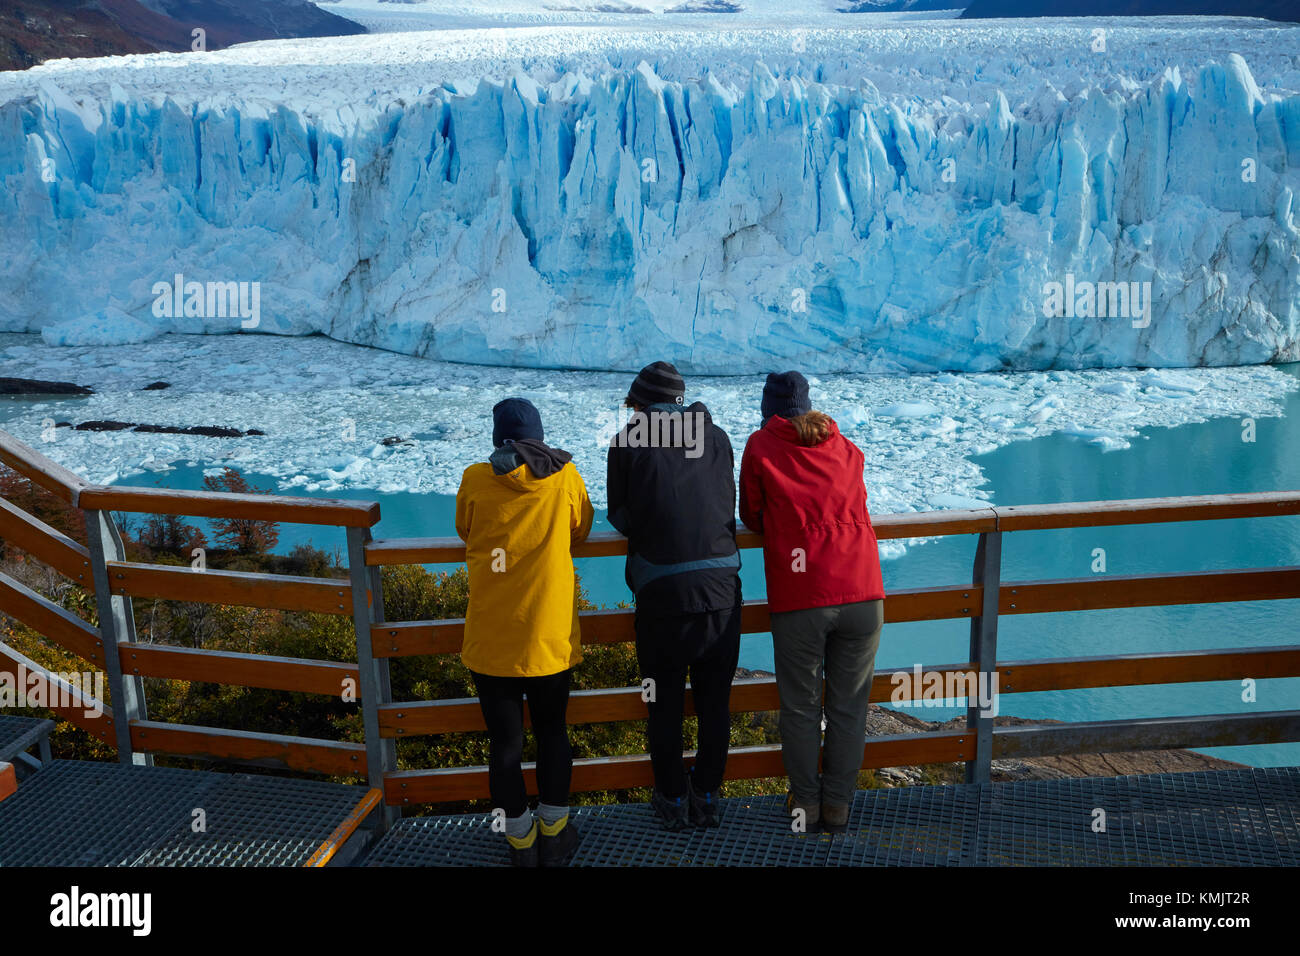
[0,760,373,866]
[364,766,1300,867]
[0,715,54,763]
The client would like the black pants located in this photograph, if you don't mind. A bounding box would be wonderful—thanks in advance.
[471,669,573,818]
[635,602,742,798]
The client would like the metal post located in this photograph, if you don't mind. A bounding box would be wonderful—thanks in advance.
[345,527,399,830]
[964,530,1001,785]
[84,509,151,766]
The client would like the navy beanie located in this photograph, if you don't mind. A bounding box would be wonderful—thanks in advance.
[626,361,685,407]
[492,397,543,448]
[761,371,811,421]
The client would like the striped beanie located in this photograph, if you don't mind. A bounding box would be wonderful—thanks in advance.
[626,361,685,407]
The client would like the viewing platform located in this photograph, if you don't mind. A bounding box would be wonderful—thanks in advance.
[1,427,1298,867]
[0,755,1295,867]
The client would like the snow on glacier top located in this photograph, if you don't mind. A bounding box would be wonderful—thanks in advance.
[1,9,1297,117]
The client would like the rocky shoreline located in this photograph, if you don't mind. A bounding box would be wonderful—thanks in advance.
[733,667,1248,786]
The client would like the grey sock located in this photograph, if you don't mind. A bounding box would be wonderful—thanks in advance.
[537,802,568,825]
[505,811,533,839]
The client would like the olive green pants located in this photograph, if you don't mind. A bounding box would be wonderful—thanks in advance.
[770,599,884,807]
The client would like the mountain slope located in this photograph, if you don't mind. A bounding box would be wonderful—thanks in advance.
[0,0,365,72]
[962,0,1300,22]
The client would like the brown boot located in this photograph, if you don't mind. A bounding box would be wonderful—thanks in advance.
[821,803,850,834]
[785,792,821,832]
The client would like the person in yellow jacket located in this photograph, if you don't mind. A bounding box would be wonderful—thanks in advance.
[455,397,594,867]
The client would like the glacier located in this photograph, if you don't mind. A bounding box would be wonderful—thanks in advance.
[1,20,1298,373]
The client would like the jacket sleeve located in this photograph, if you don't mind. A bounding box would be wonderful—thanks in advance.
[606,443,630,536]
[454,471,472,542]
[738,435,764,533]
[571,468,595,546]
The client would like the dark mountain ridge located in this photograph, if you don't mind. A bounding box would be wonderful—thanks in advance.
[1,0,365,72]
[961,0,1300,23]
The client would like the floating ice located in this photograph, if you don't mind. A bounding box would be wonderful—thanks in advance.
[1,333,1294,534]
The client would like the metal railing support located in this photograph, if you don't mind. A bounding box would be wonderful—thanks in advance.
[964,530,1002,784]
[84,509,151,766]
[346,526,399,830]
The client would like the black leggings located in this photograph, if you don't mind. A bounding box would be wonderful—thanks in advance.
[471,669,573,817]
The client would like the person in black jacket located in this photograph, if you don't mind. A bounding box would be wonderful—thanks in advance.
[607,361,742,830]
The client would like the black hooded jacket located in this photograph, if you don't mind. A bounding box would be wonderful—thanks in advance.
[606,401,741,615]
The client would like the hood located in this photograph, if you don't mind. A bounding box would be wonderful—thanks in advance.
[643,400,714,426]
[613,401,715,457]
[489,438,573,481]
[764,413,840,448]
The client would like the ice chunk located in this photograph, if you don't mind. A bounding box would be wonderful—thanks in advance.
[40,309,160,347]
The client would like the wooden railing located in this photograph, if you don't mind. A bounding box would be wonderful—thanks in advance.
[2,428,1300,831]
[0,430,377,779]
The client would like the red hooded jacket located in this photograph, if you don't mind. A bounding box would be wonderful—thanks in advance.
[739,415,885,615]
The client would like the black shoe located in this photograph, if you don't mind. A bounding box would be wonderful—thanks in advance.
[539,818,581,867]
[651,789,690,832]
[687,775,721,828]
[507,821,540,867]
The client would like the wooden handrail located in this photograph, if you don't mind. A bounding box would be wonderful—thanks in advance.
[129,721,366,777]
[119,644,360,697]
[0,642,114,742]
[370,587,979,658]
[0,570,105,666]
[0,497,94,590]
[367,567,1299,660]
[385,732,974,804]
[78,485,380,527]
[363,491,1300,565]
[376,647,1300,737]
[383,711,1300,804]
[993,491,1300,531]
[0,431,88,506]
[103,561,356,615]
[363,510,1000,565]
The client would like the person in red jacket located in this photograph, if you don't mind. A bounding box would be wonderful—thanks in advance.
[739,371,886,834]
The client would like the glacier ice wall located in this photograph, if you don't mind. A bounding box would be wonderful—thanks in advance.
[1,54,1298,373]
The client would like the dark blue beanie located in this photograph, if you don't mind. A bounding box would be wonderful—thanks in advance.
[761,371,811,421]
[492,397,543,448]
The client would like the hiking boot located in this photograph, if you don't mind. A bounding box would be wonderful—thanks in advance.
[785,792,821,832]
[821,802,850,834]
[687,775,722,828]
[506,819,540,867]
[539,816,581,867]
[651,789,690,832]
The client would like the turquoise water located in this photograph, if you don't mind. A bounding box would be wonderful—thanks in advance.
[96,363,1300,767]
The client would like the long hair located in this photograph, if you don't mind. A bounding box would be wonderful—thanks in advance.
[787,410,833,447]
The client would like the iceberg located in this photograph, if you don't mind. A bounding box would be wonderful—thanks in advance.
[0,34,1297,374]
[41,307,161,347]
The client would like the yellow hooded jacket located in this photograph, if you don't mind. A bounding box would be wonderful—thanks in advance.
[455,458,595,678]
